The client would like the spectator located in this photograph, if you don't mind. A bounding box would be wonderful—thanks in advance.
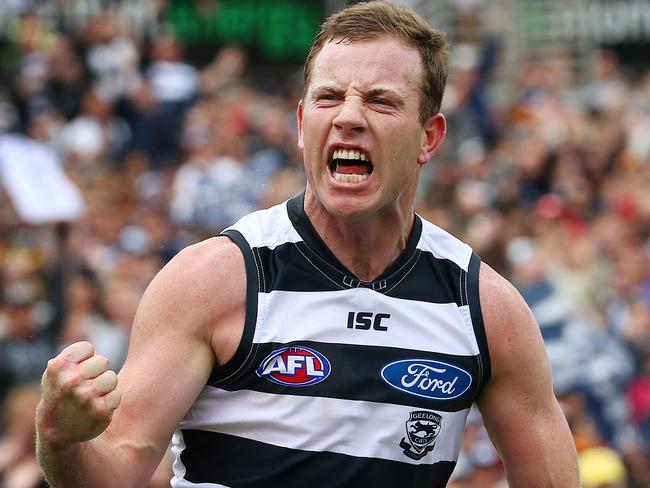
[0,383,46,488]
[58,270,129,371]
[0,2,650,486]
[0,281,56,406]
[143,33,198,166]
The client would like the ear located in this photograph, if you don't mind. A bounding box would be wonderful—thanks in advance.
[296,99,304,151]
[417,113,446,165]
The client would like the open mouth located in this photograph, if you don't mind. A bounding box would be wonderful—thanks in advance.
[328,148,373,183]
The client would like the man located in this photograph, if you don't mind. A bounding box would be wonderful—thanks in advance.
[36,2,580,487]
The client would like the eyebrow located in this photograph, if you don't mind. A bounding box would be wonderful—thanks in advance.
[365,87,406,108]
[310,85,407,107]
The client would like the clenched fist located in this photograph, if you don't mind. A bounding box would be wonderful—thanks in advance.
[36,341,122,449]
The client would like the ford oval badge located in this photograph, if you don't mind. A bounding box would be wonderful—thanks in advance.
[381,359,472,400]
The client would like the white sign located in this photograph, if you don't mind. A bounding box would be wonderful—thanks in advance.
[0,134,85,224]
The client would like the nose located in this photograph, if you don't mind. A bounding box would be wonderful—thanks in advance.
[332,98,367,133]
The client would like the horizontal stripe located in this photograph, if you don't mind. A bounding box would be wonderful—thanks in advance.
[173,479,229,488]
[172,482,228,488]
[253,243,343,293]
[256,289,480,356]
[174,430,456,488]
[217,341,482,412]
[287,194,426,287]
[227,201,302,250]
[384,251,465,306]
[253,243,468,306]
[418,218,472,272]
[171,433,228,488]
[179,387,469,465]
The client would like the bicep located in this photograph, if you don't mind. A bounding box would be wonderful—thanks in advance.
[103,239,244,482]
[109,299,215,455]
[476,264,579,486]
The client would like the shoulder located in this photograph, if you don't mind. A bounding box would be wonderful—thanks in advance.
[136,236,246,338]
[475,265,580,486]
[479,262,531,327]
[157,236,244,291]
[478,262,547,379]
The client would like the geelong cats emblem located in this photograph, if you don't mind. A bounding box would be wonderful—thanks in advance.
[399,411,442,460]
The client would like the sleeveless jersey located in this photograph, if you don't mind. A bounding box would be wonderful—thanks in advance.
[171,194,490,488]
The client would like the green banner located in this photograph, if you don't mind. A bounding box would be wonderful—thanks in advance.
[166,0,323,61]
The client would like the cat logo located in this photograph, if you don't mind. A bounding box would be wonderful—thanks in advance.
[399,411,442,460]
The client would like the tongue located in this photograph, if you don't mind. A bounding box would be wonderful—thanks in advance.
[336,162,370,175]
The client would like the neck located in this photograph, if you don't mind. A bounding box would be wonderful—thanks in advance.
[303,190,415,281]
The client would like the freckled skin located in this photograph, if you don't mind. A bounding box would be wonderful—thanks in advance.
[298,37,443,223]
[297,37,446,279]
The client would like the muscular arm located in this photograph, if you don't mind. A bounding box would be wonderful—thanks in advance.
[476,263,580,487]
[36,237,246,488]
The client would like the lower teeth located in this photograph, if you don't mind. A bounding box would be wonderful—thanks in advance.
[334,173,368,183]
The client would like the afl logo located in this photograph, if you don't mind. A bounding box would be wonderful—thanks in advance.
[381,359,472,400]
[256,346,331,387]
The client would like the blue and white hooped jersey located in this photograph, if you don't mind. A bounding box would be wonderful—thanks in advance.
[171,193,491,488]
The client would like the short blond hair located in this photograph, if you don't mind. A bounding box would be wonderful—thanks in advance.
[303,1,449,125]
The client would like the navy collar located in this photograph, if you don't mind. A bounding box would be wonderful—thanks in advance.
[286,192,422,290]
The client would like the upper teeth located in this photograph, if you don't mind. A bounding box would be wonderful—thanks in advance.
[332,149,367,161]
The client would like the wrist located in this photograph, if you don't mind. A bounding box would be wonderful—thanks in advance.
[35,403,75,453]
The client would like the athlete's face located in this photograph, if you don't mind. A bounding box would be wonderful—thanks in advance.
[298,36,445,220]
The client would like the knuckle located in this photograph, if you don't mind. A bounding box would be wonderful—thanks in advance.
[91,399,111,419]
[75,341,94,355]
[105,389,122,410]
[47,355,65,372]
[101,358,111,374]
[113,389,122,406]
[104,376,118,392]
[59,372,80,393]
[90,355,110,372]
[77,385,96,405]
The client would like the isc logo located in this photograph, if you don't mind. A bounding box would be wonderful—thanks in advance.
[347,311,391,331]
[256,346,331,387]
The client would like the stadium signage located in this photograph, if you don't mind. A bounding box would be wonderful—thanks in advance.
[526,0,650,44]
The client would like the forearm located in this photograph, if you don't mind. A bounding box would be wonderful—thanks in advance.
[504,445,580,488]
[493,409,580,487]
[36,433,142,488]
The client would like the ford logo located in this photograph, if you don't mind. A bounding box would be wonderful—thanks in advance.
[380,359,472,400]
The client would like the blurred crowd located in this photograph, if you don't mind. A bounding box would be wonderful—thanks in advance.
[0,2,649,488]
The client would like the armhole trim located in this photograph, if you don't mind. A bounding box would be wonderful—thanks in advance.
[207,229,259,387]
[468,252,491,388]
